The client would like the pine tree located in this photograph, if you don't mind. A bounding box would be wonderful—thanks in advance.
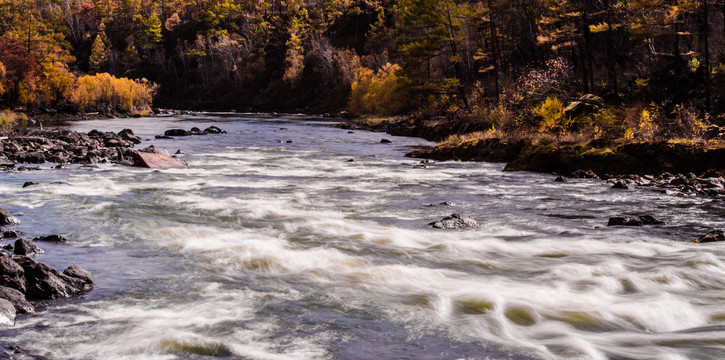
[89,29,110,74]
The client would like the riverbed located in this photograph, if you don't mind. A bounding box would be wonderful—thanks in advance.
[1,113,725,359]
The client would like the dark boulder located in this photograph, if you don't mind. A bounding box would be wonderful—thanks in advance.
[694,230,725,243]
[554,176,566,182]
[188,127,203,135]
[380,139,392,144]
[0,286,34,314]
[0,256,25,293]
[164,129,188,137]
[612,180,628,189]
[429,213,478,229]
[118,129,142,144]
[22,182,39,188]
[13,257,86,300]
[1,228,19,238]
[0,208,21,226]
[13,239,42,256]
[63,265,95,287]
[203,126,225,134]
[607,215,664,226]
[570,169,598,179]
[33,235,68,243]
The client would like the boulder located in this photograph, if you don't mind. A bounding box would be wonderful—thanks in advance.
[1,228,20,238]
[131,146,188,169]
[22,182,39,188]
[0,208,21,226]
[164,129,188,137]
[0,286,34,314]
[63,265,95,287]
[570,169,598,179]
[0,256,25,293]
[694,230,725,243]
[118,129,142,144]
[554,176,566,182]
[33,235,68,243]
[13,239,43,256]
[203,126,225,134]
[380,139,392,144]
[0,299,15,326]
[13,256,86,300]
[607,215,664,226]
[429,213,478,229]
[611,180,628,189]
[563,94,604,118]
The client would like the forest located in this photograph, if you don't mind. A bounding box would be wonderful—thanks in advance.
[0,0,724,142]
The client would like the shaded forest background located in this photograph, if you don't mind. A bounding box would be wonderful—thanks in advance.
[1,0,725,140]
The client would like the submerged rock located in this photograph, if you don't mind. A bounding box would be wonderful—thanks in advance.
[429,213,478,229]
[380,139,392,144]
[693,230,725,243]
[607,215,664,226]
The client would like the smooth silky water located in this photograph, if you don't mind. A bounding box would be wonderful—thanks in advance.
[1,114,725,359]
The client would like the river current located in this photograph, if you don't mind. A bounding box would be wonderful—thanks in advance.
[1,114,725,360]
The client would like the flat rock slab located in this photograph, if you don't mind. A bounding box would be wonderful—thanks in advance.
[133,151,188,169]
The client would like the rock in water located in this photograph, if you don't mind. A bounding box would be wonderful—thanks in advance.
[607,215,663,226]
[0,257,25,293]
[611,180,628,189]
[429,213,478,229]
[0,299,16,326]
[131,145,188,169]
[13,239,43,256]
[164,129,188,137]
[63,265,95,287]
[13,257,86,300]
[694,230,725,243]
[0,208,20,226]
[0,286,34,314]
[33,235,68,243]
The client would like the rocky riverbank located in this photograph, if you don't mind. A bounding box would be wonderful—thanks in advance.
[0,207,95,327]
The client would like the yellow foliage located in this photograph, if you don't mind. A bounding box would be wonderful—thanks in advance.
[0,110,28,129]
[535,96,566,133]
[349,63,412,115]
[71,73,157,112]
[0,62,5,96]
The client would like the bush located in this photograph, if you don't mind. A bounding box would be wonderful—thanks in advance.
[71,73,157,112]
[535,96,567,133]
[0,110,27,129]
[349,63,412,115]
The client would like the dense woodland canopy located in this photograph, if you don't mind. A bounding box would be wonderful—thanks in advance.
[0,0,724,139]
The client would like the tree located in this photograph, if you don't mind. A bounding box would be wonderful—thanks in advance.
[89,29,111,74]
[397,0,468,105]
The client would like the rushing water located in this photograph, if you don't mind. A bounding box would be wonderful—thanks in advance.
[1,114,725,360]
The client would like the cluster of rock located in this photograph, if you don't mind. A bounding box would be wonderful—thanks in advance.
[0,207,94,326]
[602,172,725,197]
[0,128,141,170]
[156,126,225,139]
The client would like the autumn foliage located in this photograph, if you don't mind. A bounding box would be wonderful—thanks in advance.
[72,74,157,112]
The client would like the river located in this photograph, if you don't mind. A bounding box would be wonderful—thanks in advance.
[1,114,725,360]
